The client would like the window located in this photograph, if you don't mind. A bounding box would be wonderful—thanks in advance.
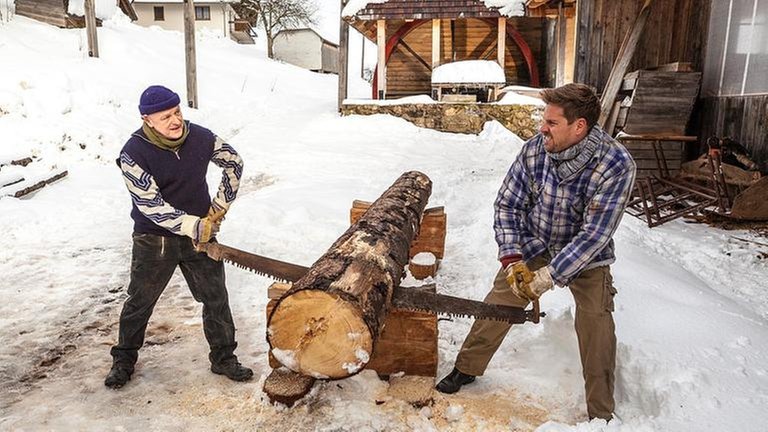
[153,6,164,21]
[703,0,768,96]
[195,6,211,21]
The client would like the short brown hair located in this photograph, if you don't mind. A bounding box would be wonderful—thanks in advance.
[540,83,600,128]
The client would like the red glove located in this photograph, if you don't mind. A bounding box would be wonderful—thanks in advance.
[500,254,522,269]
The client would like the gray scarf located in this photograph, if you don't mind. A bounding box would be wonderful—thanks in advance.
[547,128,599,180]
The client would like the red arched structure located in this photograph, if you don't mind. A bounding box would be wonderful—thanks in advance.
[371,19,540,99]
[371,19,428,99]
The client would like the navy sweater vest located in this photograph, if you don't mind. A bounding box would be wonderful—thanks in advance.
[120,122,215,236]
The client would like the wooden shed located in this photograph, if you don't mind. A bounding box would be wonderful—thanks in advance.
[15,0,137,28]
[339,0,768,168]
[273,28,340,74]
[343,0,548,99]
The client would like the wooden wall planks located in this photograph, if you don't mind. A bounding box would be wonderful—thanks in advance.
[575,0,710,93]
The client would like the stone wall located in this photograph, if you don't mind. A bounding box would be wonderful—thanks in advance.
[341,103,543,139]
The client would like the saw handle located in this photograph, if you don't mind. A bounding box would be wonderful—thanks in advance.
[531,299,543,324]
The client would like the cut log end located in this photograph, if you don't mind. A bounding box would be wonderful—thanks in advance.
[263,368,317,407]
[268,290,373,379]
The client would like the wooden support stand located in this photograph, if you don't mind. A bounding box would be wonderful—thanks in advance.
[350,199,446,280]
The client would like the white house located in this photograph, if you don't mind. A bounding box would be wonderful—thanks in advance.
[131,0,254,44]
[273,28,339,74]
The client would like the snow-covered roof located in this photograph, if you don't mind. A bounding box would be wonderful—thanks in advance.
[342,0,386,18]
[479,0,525,16]
[343,0,525,18]
[431,60,506,84]
[276,28,340,48]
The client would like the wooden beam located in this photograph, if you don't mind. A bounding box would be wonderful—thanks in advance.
[431,19,441,69]
[376,19,386,99]
[183,0,198,108]
[556,2,566,86]
[598,0,654,128]
[573,0,589,84]
[83,0,98,57]
[360,32,366,80]
[396,40,431,71]
[497,17,506,68]
[338,0,349,111]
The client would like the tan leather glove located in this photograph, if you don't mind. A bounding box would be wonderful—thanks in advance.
[193,215,221,243]
[504,261,555,301]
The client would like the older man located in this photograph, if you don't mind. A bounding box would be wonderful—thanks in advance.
[105,85,251,389]
[436,83,636,421]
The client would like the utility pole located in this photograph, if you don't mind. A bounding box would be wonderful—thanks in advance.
[360,35,365,80]
[337,0,349,112]
[183,0,198,108]
[84,0,99,57]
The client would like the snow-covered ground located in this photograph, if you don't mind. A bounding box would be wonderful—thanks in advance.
[1,12,768,432]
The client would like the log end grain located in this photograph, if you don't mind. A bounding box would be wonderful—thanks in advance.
[268,290,374,379]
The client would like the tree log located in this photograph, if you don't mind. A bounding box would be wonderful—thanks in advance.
[263,368,316,407]
[267,171,432,379]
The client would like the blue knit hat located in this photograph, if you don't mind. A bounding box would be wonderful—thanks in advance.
[139,85,181,115]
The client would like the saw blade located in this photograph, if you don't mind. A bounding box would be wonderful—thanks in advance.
[198,242,309,283]
[198,242,542,324]
[391,285,540,325]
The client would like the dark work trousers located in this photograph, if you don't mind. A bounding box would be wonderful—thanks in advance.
[110,233,238,368]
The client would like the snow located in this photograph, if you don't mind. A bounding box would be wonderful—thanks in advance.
[412,251,437,266]
[432,60,506,84]
[497,90,547,106]
[344,95,437,105]
[445,404,465,422]
[67,0,120,21]
[481,0,526,17]
[342,347,370,374]
[1,11,768,432]
[271,349,299,371]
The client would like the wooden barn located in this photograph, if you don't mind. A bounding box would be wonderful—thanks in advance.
[15,0,137,28]
[273,28,340,74]
[340,0,767,169]
[343,0,549,100]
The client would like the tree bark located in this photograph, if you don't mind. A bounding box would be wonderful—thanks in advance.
[267,171,432,379]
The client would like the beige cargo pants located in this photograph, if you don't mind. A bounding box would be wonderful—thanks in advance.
[454,255,617,421]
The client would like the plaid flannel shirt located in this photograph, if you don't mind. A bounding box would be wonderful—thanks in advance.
[494,126,636,286]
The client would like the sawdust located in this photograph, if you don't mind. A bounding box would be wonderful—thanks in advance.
[386,375,434,407]
[429,390,551,431]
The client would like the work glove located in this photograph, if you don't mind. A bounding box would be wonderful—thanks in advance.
[193,215,221,244]
[504,261,554,301]
[207,198,228,223]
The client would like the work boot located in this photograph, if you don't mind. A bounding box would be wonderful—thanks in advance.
[435,367,475,394]
[104,364,134,389]
[211,359,254,382]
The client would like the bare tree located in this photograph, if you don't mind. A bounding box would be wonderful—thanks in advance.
[233,0,317,59]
